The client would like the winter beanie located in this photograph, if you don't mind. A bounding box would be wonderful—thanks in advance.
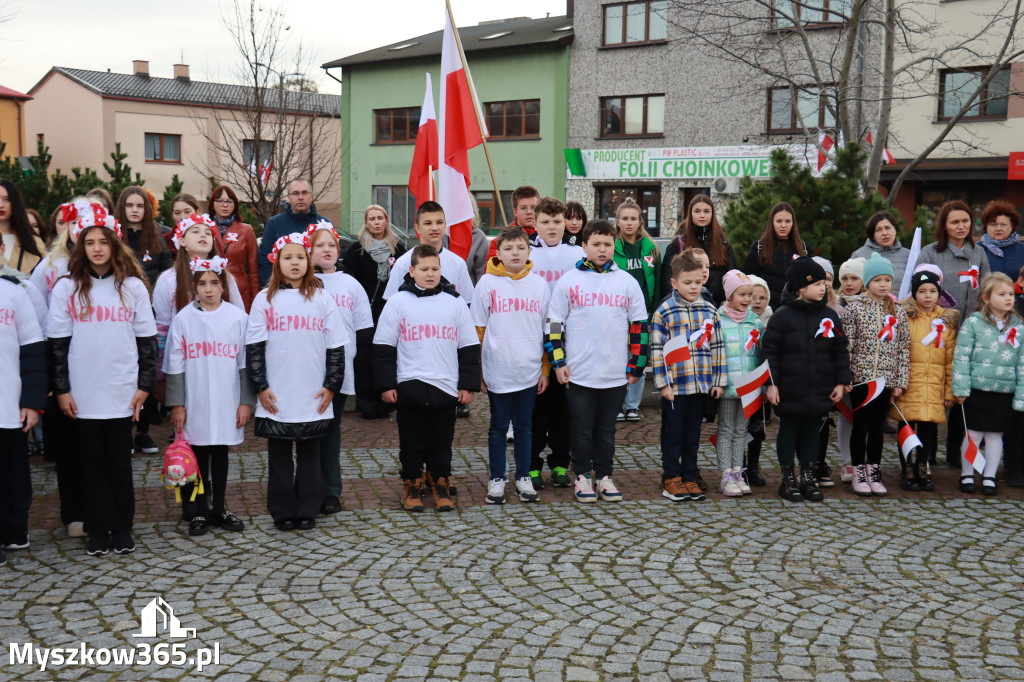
[722,269,752,300]
[861,253,895,286]
[812,256,834,277]
[786,256,827,292]
[838,257,866,281]
[910,269,943,298]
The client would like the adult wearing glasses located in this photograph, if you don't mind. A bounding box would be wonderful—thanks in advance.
[257,178,323,286]
[208,184,260,310]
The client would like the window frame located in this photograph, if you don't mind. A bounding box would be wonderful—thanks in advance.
[484,99,542,140]
[601,0,670,47]
[372,185,416,237]
[373,106,421,145]
[242,139,275,168]
[765,85,837,133]
[599,94,666,139]
[937,66,1011,121]
[144,133,181,164]
[771,0,851,28]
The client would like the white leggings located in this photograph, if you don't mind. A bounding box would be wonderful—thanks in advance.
[837,415,853,464]
[962,430,1003,479]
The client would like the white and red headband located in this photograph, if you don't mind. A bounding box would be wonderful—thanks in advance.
[268,232,311,263]
[173,214,217,249]
[69,202,121,240]
[189,255,230,275]
[305,219,340,245]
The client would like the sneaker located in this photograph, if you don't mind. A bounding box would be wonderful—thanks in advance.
[87,534,110,556]
[551,466,571,488]
[3,530,29,550]
[735,468,752,495]
[134,433,159,454]
[662,476,689,501]
[516,477,540,503]
[506,425,514,442]
[615,411,626,422]
[67,522,87,539]
[695,471,708,492]
[719,470,742,497]
[841,464,854,483]
[624,408,641,421]
[188,516,209,537]
[111,532,135,555]
[682,480,706,501]
[529,469,545,491]
[815,462,835,487]
[432,477,455,512]
[595,476,622,502]
[208,511,244,532]
[574,474,597,503]
[867,464,887,496]
[486,478,506,505]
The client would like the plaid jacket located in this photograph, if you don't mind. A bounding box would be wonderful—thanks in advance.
[651,291,727,395]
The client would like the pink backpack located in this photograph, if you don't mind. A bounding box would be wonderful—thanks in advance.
[161,434,204,502]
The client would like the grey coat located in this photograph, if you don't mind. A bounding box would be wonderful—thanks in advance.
[917,240,991,323]
[851,239,911,292]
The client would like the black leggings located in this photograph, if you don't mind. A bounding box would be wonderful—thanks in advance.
[267,438,322,522]
[909,422,938,465]
[182,445,229,516]
[77,418,135,534]
[850,386,891,465]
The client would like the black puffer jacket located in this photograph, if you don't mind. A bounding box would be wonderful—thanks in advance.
[762,292,850,418]
[341,240,409,322]
[742,238,811,309]
[660,228,737,304]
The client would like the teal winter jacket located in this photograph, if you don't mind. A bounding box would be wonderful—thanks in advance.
[716,306,766,400]
[952,312,1024,410]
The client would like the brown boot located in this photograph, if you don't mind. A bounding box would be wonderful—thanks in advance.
[402,478,425,512]
[432,476,455,512]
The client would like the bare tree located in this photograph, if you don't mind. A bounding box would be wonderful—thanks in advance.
[189,0,341,226]
[663,0,1024,202]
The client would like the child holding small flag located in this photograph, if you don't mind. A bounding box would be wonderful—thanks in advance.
[745,274,773,486]
[952,273,1024,495]
[650,253,726,502]
[762,257,849,503]
[892,269,958,491]
[713,270,764,496]
[835,257,865,482]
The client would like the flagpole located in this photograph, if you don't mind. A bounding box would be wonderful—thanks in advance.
[444,0,509,227]
[428,165,433,201]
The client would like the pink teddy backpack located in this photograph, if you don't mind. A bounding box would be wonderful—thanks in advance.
[161,434,204,503]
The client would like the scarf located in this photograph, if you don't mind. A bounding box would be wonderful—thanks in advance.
[213,214,234,237]
[721,304,747,323]
[368,239,393,282]
[577,258,613,274]
[979,233,1019,258]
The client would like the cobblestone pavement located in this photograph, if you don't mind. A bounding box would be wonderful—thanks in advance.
[3,399,1024,680]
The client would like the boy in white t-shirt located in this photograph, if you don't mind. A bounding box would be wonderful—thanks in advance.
[373,245,481,512]
[526,197,583,491]
[471,226,550,505]
[546,220,649,504]
[382,201,474,304]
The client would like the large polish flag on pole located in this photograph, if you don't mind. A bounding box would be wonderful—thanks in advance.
[439,2,487,260]
[408,73,439,205]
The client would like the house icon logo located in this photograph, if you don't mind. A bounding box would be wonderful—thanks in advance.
[132,597,196,639]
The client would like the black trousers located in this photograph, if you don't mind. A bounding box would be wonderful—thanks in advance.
[78,418,135,534]
[850,386,892,465]
[0,428,31,536]
[566,383,627,479]
[396,405,456,481]
[909,421,938,466]
[267,438,322,522]
[946,404,965,465]
[320,393,346,497]
[530,379,570,471]
[182,445,229,517]
[47,395,84,526]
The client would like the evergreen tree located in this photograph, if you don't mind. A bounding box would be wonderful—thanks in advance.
[158,174,185,227]
[103,142,144,200]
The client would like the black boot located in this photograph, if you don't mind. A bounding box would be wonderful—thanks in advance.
[746,443,766,487]
[900,451,921,491]
[799,464,823,502]
[910,447,933,491]
[778,465,803,502]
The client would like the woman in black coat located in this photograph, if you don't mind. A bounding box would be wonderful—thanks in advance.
[742,201,811,309]
[341,205,408,418]
[660,194,736,304]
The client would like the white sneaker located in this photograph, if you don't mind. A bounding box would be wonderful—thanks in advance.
[841,464,854,483]
[719,470,742,497]
[515,477,539,503]
[574,474,597,503]
[595,476,622,502]
[506,425,514,442]
[615,411,626,421]
[735,467,752,495]
[67,521,87,538]
[485,478,506,505]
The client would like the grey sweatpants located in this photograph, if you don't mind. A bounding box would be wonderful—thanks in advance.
[716,398,748,470]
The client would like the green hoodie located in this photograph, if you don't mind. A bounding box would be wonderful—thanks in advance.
[614,236,661,315]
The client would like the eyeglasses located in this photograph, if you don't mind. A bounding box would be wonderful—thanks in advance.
[288,190,312,197]
[213,199,234,205]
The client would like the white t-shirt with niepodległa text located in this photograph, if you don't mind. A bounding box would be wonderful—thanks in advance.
[529,241,584,291]
[163,302,249,446]
[46,275,157,419]
[470,271,550,394]
[28,256,68,305]
[153,267,245,334]
[547,266,647,390]
[245,287,349,423]
[316,270,374,395]
[374,289,478,397]
[382,246,474,303]
[0,278,44,429]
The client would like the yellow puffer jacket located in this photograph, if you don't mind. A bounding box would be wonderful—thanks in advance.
[891,300,958,423]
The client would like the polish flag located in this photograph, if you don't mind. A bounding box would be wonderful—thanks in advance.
[817,132,835,171]
[898,424,923,458]
[408,73,438,206]
[856,377,886,409]
[709,434,718,447]
[834,396,854,424]
[866,131,895,164]
[663,334,692,367]
[962,433,986,474]
[439,6,487,260]
[736,360,771,418]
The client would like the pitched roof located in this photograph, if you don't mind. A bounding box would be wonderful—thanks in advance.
[0,84,30,100]
[323,15,573,69]
[32,67,339,117]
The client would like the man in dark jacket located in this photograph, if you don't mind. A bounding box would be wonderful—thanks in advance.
[258,179,321,285]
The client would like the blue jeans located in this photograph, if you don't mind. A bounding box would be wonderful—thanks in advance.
[488,387,536,480]
[621,373,646,411]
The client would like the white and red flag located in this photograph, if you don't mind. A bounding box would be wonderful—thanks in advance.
[866,130,895,164]
[962,433,986,473]
[856,377,886,409]
[834,396,854,424]
[439,6,487,260]
[248,159,271,184]
[898,424,923,458]
[817,132,835,172]
[408,73,439,206]
[688,319,715,348]
[921,318,945,348]
[662,334,692,367]
[736,360,771,418]
[878,315,898,341]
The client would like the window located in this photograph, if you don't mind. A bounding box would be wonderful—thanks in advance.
[242,139,274,167]
[485,100,540,139]
[372,185,416,237]
[597,186,663,237]
[473,190,515,232]
[374,106,421,144]
[766,86,836,132]
[603,1,669,46]
[144,133,180,163]
[939,67,1010,120]
[772,0,851,27]
[600,95,665,137]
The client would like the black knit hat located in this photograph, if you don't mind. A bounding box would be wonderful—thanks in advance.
[910,269,943,298]
[786,256,827,292]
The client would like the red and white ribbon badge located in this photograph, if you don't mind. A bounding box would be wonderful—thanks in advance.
[226,233,239,243]
[1000,327,1020,348]
[745,329,760,351]
[958,264,979,290]
[921,318,945,348]
[815,318,837,338]
[878,315,898,342]
[689,319,715,348]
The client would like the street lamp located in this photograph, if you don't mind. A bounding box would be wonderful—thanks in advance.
[255,63,302,186]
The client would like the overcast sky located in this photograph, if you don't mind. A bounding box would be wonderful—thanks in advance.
[0,0,568,94]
